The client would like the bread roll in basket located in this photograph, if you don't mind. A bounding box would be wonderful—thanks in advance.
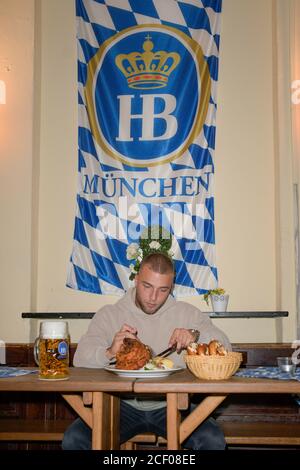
[185,340,242,380]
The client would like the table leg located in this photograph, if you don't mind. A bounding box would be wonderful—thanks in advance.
[62,394,92,427]
[167,393,180,450]
[92,391,112,450]
[63,392,117,450]
[110,395,120,449]
[180,395,227,444]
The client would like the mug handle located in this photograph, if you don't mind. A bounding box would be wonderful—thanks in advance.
[33,338,40,365]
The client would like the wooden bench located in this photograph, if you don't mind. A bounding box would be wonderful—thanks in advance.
[122,422,300,449]
[0,343,299,449]
[221,422,300,446]
[0,419,73,441]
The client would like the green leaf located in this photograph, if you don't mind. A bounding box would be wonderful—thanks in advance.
[203,288,226,304]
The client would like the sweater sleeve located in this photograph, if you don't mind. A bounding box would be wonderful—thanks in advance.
[73,308,114,368]
[176,301,232,351]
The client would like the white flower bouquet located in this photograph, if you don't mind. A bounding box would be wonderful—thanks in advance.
[126,225,174,280]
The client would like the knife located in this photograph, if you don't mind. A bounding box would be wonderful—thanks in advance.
[154,345,176,358]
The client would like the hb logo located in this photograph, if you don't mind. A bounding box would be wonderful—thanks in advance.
[116,94,178,142]
[85,25,210,167]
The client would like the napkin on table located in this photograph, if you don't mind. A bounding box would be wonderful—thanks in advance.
[235,366,300,381]
[0,367,38,378]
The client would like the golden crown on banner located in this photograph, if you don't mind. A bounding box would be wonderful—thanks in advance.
[115,35,181,89]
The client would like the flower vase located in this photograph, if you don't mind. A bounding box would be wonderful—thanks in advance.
[211,294,229,313]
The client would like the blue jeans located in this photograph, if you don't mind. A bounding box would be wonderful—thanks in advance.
[62,400,226,450]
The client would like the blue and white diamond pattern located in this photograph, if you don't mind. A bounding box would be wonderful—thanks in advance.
[67,0,222,296]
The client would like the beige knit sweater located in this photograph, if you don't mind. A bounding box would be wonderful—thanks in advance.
[74,287,231,368]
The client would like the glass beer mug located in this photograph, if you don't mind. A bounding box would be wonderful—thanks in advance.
[34,321,70,380]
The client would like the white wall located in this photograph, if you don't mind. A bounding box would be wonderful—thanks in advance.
[291,0,300,339]
[35,0,117,343]
[0,0,297,344]
[211,0,278,341]
[0,0,34,342]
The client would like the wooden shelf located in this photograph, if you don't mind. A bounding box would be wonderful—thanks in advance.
[22,311,289,319]
[209,311,288,318]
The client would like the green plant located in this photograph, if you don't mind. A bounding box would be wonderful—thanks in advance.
[203,288,226,305]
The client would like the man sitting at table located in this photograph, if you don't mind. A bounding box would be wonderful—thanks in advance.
[62,252,231,450]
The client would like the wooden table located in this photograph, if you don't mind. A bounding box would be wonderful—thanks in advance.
[0,367,134,449]
[134,369,300,450]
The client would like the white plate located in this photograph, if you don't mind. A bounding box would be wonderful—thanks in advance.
[104,365,182,378]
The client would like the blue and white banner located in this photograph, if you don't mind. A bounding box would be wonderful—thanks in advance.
[67,0,222,296]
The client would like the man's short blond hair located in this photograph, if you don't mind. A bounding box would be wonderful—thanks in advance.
[140,253,175,275]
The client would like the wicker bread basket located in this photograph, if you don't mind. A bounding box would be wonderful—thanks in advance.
[184,352,242,380]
